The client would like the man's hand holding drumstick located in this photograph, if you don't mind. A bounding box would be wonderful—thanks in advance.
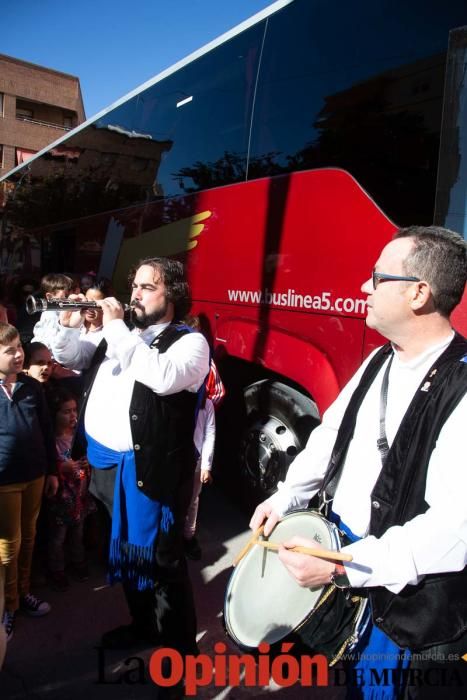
[249,500,280,537]
[278,535,337,588]
[250,502,347,588]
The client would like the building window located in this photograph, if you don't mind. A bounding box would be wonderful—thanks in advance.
[0,145,3,168]
[16,106,34,120]
[16,148,37,165]
[0,93,3,117]
[16,98,36,120]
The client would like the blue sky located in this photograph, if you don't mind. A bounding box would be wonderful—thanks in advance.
[2,0,274,119]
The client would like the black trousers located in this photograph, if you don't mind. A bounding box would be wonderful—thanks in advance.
[123,558,198,656]
[404,630,467,700]
[92,465,198,656]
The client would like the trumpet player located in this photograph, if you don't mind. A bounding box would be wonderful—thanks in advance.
[50,258,209,682]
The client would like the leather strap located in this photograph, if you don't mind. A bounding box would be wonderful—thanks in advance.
[376,354,394,464]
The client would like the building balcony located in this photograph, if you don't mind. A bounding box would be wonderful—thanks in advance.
[15,115,71,131]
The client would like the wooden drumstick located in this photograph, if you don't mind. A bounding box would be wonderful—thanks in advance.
[232,526,265,567]
[256,540,353,562]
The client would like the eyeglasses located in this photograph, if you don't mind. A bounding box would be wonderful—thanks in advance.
[372,269,420,290]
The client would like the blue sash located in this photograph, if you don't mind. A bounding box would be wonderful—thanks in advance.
[86,433,174,590]
[330,512,411,700]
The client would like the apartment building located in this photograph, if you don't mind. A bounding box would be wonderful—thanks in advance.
[0,53,85,177]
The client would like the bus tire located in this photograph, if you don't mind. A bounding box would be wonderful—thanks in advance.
[239,379,320,504]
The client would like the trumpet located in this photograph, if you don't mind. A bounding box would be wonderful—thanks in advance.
[26,295,132,315]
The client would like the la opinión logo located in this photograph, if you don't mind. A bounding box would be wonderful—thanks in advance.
[96,642,329,694]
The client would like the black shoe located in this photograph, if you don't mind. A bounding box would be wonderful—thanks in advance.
[184,536,202,561]
[101,623,157,650]
[19,593,51,616]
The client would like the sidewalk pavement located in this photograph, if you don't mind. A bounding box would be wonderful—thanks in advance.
[0,486,341,700]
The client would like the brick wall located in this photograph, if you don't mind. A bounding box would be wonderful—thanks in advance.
[0,54,85,177]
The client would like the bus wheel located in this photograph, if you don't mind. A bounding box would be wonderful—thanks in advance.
[240,380,320,503]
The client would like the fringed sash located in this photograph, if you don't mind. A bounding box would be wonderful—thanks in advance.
[86,433,174,590]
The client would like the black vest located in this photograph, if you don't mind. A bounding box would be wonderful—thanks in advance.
[321,333,467,649]
[75,323,201,502]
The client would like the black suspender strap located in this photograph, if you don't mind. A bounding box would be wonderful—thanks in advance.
[376,354,394,464]
[318,344,392,515]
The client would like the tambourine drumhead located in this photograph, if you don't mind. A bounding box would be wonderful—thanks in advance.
[225,510,341,650]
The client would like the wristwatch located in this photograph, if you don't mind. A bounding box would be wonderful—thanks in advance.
[330,562,350,589]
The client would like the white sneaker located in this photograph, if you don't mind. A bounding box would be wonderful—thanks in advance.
[19,593,51,617]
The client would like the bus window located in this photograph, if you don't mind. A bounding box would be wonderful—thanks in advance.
[96,21,265,198]
[249,0,467,225]
[435,25,467,238]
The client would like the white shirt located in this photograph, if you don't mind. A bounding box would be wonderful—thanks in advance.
[51,319,210,452]
[34,313,102,364]
[268,333,467,594]
[32,310,61,349]
[194,398,216,472]
[80,325,104,346]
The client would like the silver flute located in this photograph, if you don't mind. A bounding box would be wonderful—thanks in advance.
[26,295,132,315]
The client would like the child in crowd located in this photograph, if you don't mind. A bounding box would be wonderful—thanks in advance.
[32,273,73,348]
[22,341,55,384]
[183,356,225,560]
[0,323,58,642]
[43,279,112,352]
[21,341,84,572]
[46,387,95,591]
[80,280,113,342]
[183,396,216,560]
[32,274,85,385]
[22,340,83,396]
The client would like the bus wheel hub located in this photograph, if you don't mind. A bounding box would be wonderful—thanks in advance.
[242,416,298,492]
